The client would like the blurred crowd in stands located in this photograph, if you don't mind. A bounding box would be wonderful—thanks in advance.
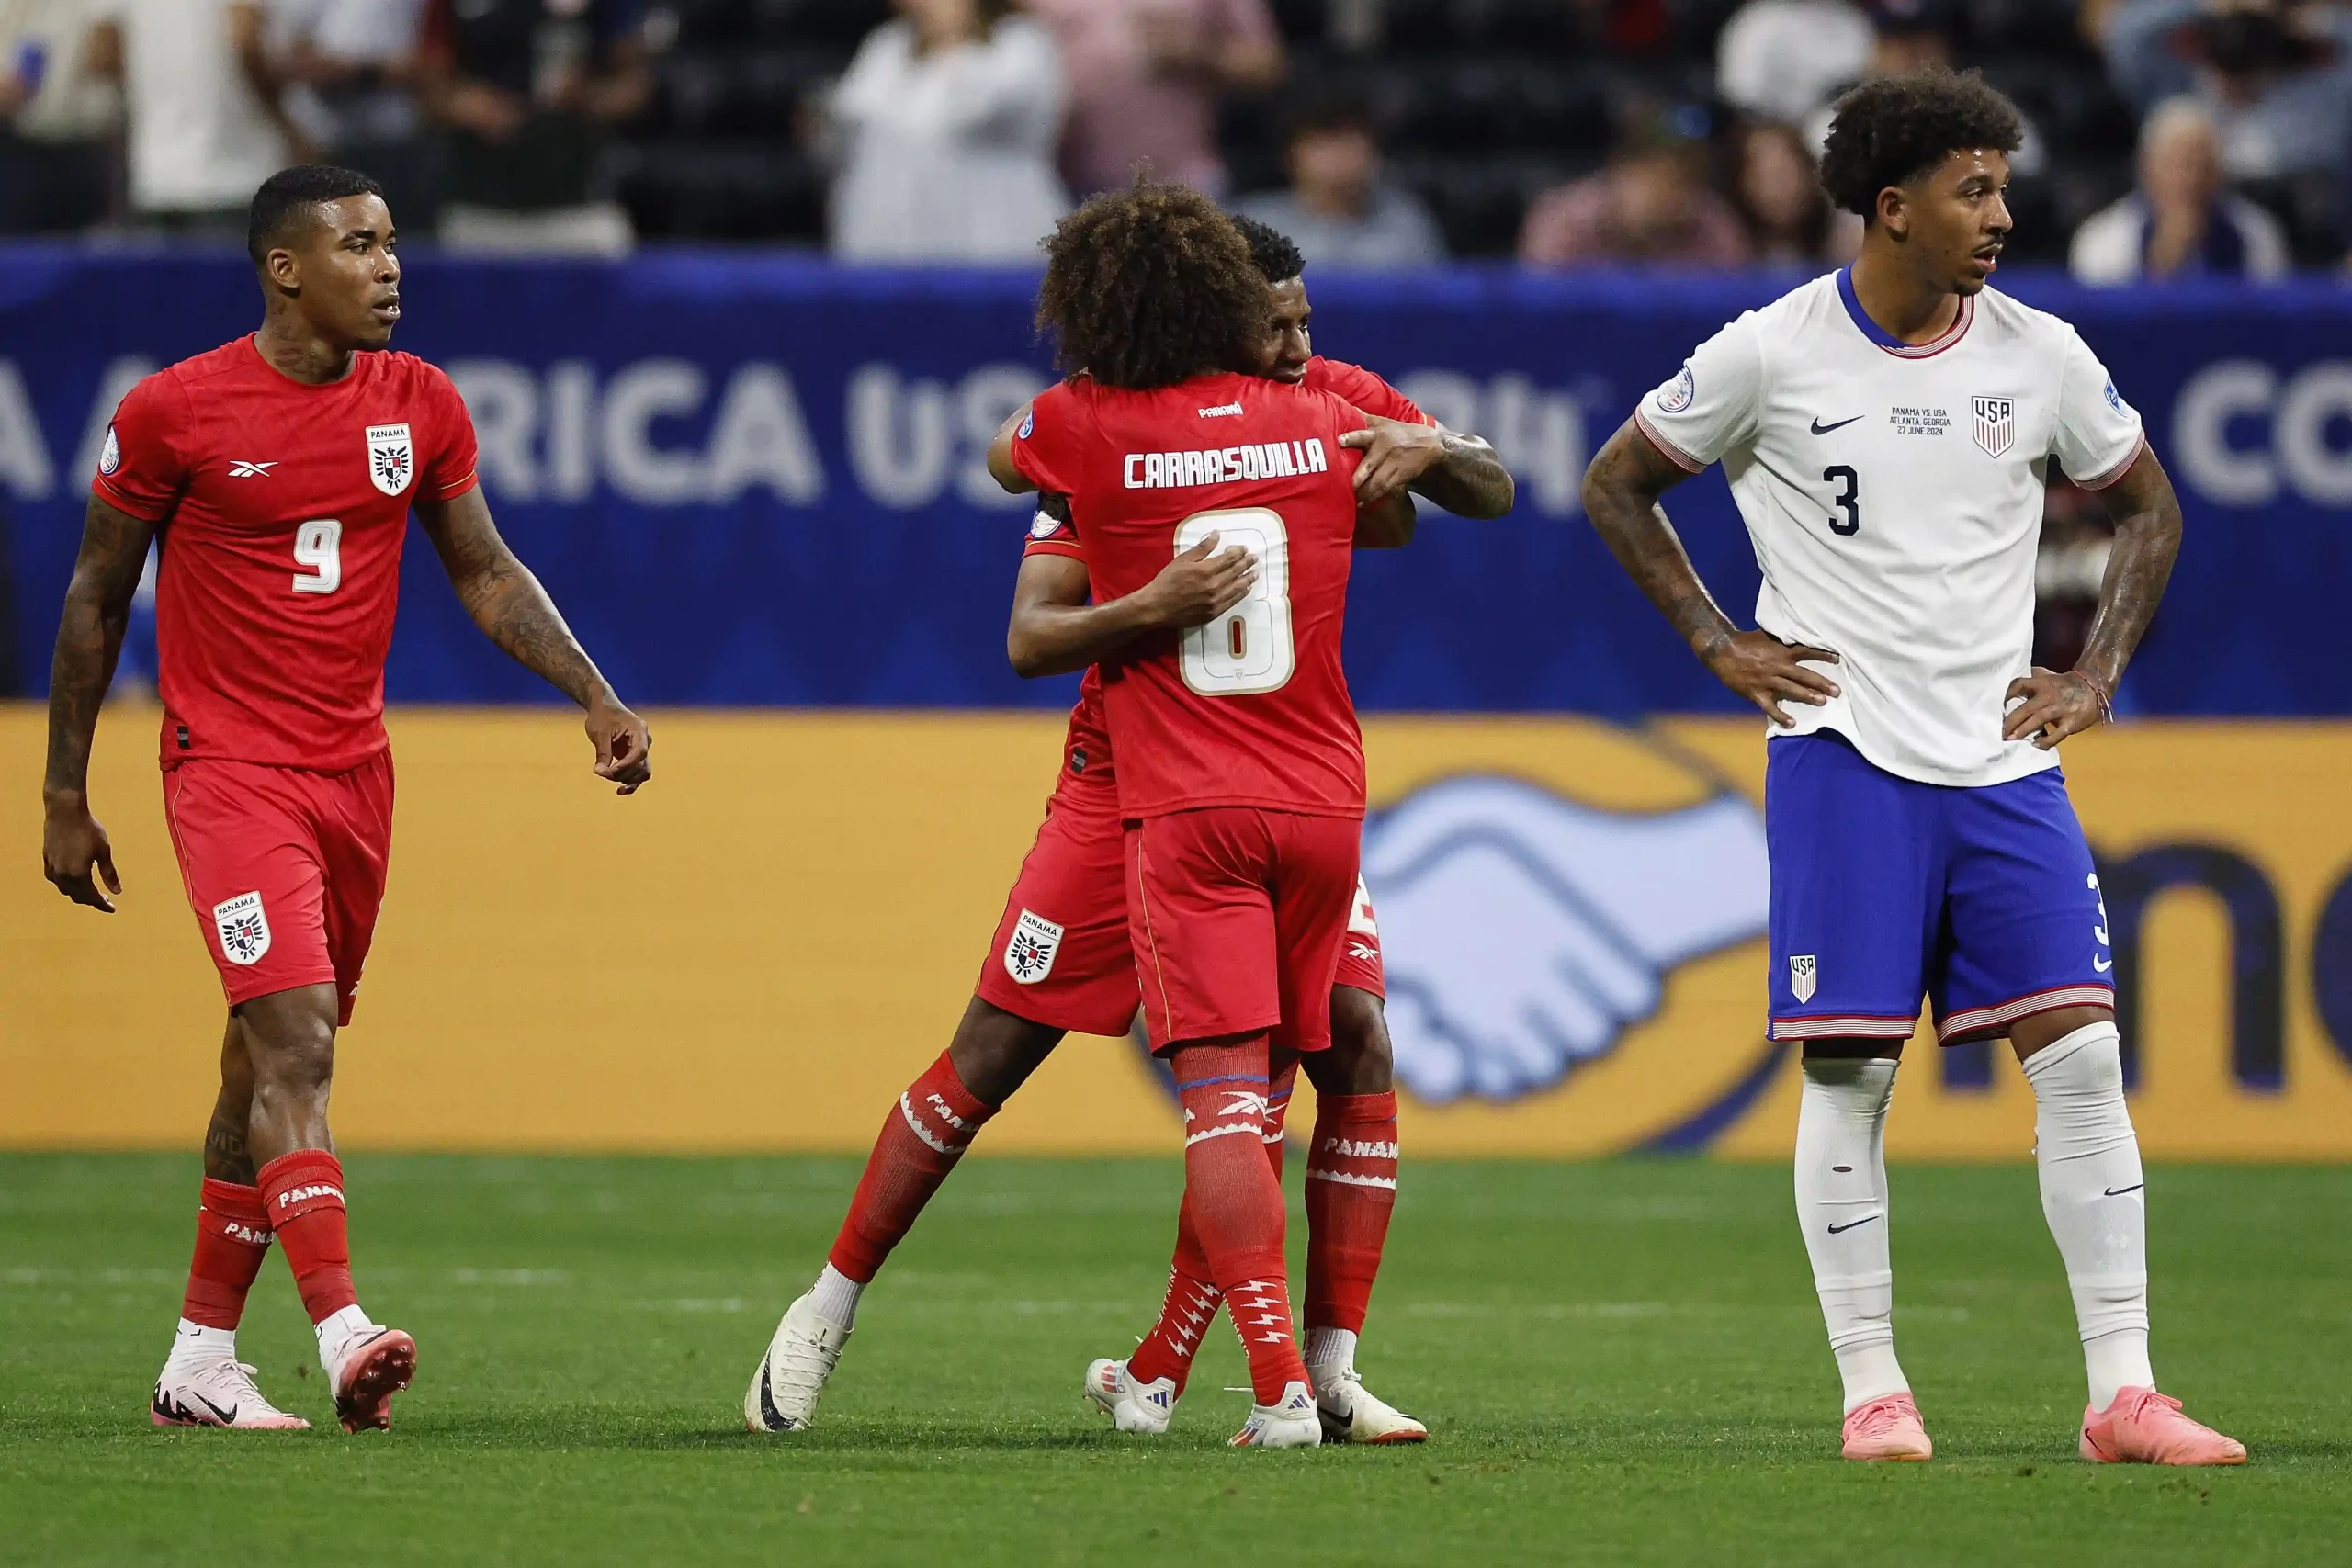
[0,0,2346,278]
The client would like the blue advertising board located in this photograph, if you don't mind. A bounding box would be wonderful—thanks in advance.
[0,249,2346,712]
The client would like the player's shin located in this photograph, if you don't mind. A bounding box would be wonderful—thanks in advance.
[1303,1089,1398,1386]
[1172,1039,1310,1405]
[170,1179,274,1364]
[819,1050,999,1328]
[2020,1021,2154,1409]
[1794,1053,1909,1413]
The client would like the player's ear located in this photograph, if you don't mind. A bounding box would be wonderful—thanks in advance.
[1876,185,1909,240]
[263,244,302,296]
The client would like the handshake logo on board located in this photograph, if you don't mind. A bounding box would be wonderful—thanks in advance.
[1363,775,1770,1104]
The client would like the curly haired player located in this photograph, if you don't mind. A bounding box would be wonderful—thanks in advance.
[1580,70,2241,1467]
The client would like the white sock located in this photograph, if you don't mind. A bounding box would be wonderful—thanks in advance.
[809,1263,864,1330]
[164,1318,236,1371]
[1795,1054,1909,1414]
[315,1303,378,1371]
[1306,1326,1358,1385]
[2021,1021,2153,1411]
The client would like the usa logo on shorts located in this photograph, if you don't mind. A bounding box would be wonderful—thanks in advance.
[1973,396,2016,458]
[1004,908,1063,985]
[1789,953,1818,1003]
[213,892,272,966]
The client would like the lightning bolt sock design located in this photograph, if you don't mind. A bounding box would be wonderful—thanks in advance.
[825,1051,998,1292]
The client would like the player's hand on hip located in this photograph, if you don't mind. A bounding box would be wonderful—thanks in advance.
[2004,667,2109,750]
[1144,533,1259,628]
[41,796,120,912]
[586,699,653,795]
[1701,630,1841,728]
[1339,415,1444,503]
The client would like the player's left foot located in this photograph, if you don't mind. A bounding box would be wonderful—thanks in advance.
[743,1291,850,1432]
[1841,1392,1932,1461]
[1083,1357,1179,1435]
[325,1325,416,1434]
[150,1357,310,1430]
[1229,1381,1322,1449]
[2079,1387,2246,1466]
[1315,1369,1427,1444]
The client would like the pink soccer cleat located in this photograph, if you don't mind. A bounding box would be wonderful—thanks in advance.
[329,1325,416,1433]
[2079,1387,2245,1466]
[1841,1393,1933,1461]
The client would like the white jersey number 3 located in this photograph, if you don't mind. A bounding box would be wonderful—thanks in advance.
[291,519,342,595]
[1175,507,1294,696]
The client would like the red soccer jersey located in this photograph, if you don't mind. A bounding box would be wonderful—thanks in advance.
[95,337,480,773]
[1019,357,1422,796]
[1011,369,1369,821]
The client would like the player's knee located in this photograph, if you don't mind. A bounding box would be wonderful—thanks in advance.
[238,991,339,1102]
[1314,987,1395,1095]
[946,998,1063,1105]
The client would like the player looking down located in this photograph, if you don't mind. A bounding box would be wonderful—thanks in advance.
[1580,71,2242,1467]
[41,166,652,1434]
[742,216,1512,1445]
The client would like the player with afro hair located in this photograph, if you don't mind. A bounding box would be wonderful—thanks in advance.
[1034,180,1269,391]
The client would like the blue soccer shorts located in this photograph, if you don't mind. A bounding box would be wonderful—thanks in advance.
[1764,730,2114,1044]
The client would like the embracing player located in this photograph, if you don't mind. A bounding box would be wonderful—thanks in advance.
[1580,71,2241,1466]
[742,217,1512,1444]
[41,166,651,1434]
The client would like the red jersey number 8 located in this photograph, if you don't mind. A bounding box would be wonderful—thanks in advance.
[1174,507,1293,696]
[292,519,342,595]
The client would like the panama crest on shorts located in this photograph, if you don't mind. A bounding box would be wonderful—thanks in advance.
[1789,953,1817,1004]
[1003,908,1063,985]
[212,891,272,965]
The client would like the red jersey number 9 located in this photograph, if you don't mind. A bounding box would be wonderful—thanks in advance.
[1174,507,1294,697]
[291,519,343,596]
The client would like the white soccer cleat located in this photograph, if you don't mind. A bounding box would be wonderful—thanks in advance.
[1316,1369,1429,1444]
[150,1357,310,1430]
[1083,1357,1178,1435]
[324,1324,416,1434]
[743,1291,851,1432]
[1229,1380,1323,1448]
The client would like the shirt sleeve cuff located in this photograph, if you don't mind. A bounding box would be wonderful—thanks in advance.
[90,475,168,522]
[435,469,481,501]
[1023,538,1086,560]
[2074,435,2146,492]
[1632,407,1707,474]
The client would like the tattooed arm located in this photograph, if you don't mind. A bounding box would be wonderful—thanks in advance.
[2003,444,2181,749]
[1340,415,1517,521]
[414,486,652,794]
[41,493,158,910]
[1579,418,1843,727]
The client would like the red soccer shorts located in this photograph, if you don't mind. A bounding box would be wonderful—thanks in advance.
[973,773,1145,1038]
[161,752,394,1027]
[1125,807,1363,1055]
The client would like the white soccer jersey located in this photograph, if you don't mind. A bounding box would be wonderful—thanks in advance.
[1634,270,2145,788]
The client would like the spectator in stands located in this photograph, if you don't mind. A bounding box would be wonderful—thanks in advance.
[1724,118,1854,266]
[0,0,121,232]
[1799,0,2048,174]
[274,0,433,220]
[1715,0,1873,126]
[1025,0,1283,197]
[2071,96,2290,281]
[1519,101,1749,270]
[827,0,1069,262]
[1231,97,1444,271]
[418,0,651,254]
[2102,2,2352,202]
[89,0,304,236]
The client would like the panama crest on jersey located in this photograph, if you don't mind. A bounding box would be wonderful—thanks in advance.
[213,892,272,966]
[1004,908,1063,985]
[1789,953,1818,1003]
[367,422,414,496]
[1972,396,2015,458]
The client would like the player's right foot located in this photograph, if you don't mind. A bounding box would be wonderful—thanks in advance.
[1229,1381,1322,1449]
[2079,1387,2246,1466]
[1841,1392,1932,1461]
[1316,1369,1427,1444]
[150,1359,309,1430]
[1083,1357,1178,1435]
[743,1291,850,1432]
[326,1325,416,1434]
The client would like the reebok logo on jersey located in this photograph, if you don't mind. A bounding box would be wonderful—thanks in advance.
[1197,401,1243,418]
[211,892,272,965]
[275,1183,344,1210]
[227,460,278,478]
[1123,438,1329,490]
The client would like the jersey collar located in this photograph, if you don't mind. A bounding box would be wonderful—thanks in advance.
[1836,267,1973,359]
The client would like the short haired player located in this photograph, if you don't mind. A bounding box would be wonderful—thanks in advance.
[41,166,652,1433]
[1581,72,2242,1467]
[741,216,1512,1444]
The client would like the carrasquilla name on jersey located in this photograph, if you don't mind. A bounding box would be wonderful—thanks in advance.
[1123,438,1331,490]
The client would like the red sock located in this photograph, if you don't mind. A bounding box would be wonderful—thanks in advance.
[179,1179,273,1329]
[1305,1090,1399,1337]
[826,1052,997,1282]
[1170,1039,1308,1404]
[1130,1060,1297,1392]
[255,1149,357,1324]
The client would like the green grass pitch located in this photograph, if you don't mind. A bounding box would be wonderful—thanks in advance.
[2,1153,2346,1565]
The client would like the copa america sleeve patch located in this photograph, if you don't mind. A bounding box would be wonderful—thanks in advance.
[1029,510,1062,540]
[1016,409,1035,440]
[1003,908,1063,984]
[1656,364,1695,414]
[98,423,119,476]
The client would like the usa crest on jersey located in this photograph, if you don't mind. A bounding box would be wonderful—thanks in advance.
[1972,396,2015,458]
[213,891,272,966]
[366,422,413,496]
